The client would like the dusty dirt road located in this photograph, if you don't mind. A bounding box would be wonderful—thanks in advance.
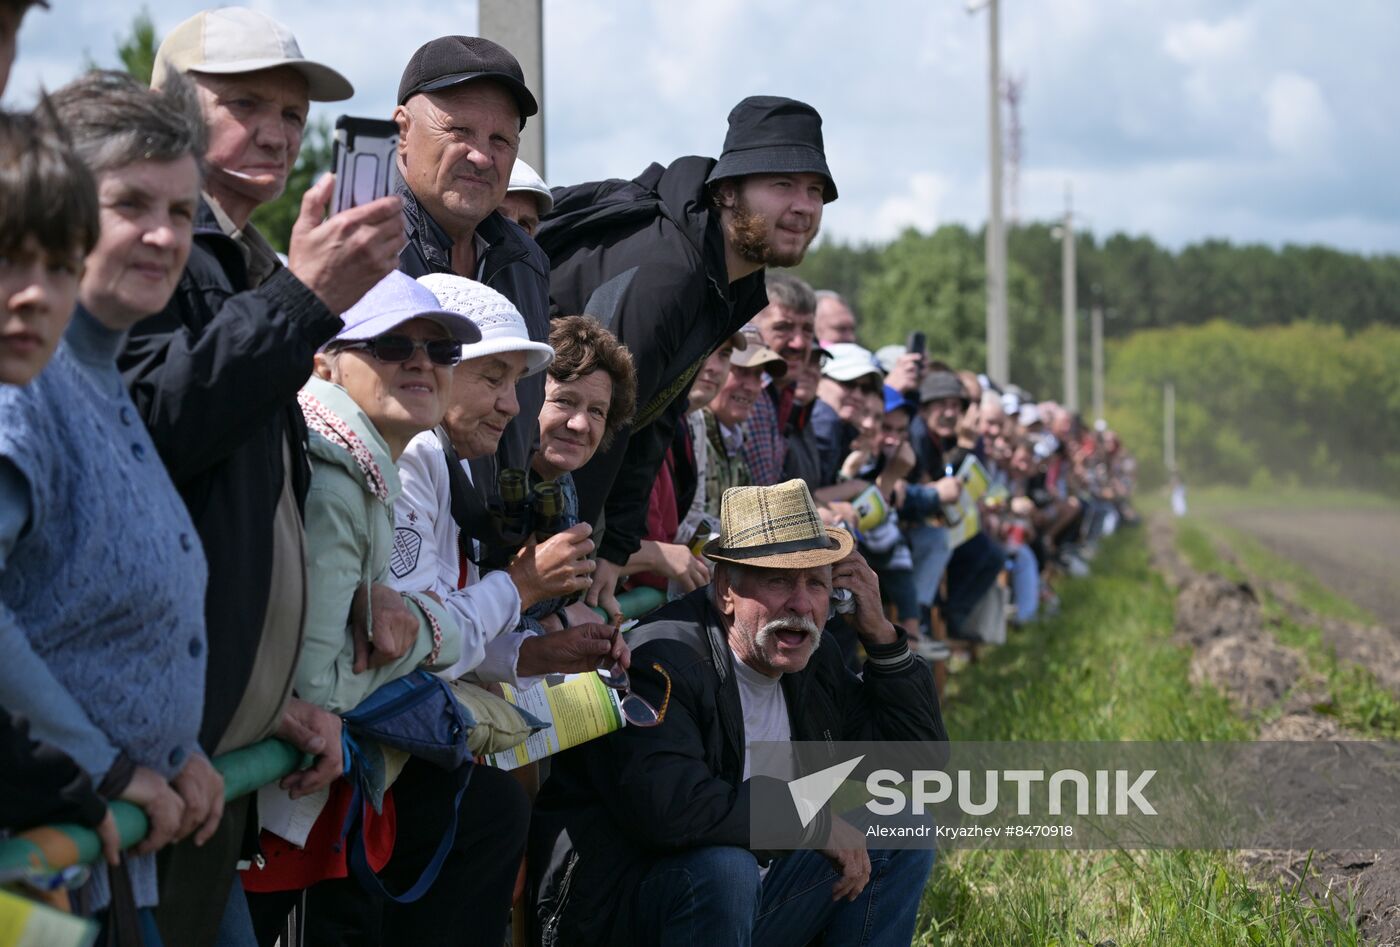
[1216,508,1400,624]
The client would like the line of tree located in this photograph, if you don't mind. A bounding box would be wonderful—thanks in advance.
[791,225,1400,405]
[1106,321,1400,493]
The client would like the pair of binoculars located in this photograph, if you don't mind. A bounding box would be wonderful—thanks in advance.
[492,468,573,549]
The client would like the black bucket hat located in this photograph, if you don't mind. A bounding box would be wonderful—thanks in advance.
[398,36,538,123]
[706,95,837,202]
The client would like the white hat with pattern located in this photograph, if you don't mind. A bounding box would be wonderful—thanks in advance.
[416,274,554,376]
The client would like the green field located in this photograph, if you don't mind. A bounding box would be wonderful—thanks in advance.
[914,530,1362,945]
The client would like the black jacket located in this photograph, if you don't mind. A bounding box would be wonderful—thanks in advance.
[536,157,770,564]
[395,174,552,476]
[0,708,109,831]
[118,200,340,751]
[532,590,946,945]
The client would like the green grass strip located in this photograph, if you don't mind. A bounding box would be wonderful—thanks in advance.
[915,530,1360,945]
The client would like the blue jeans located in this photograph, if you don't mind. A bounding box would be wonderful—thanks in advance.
[98,906,164,945]
[633,843,935,946]
[213,876,258,947]
[907,522,952,611]
[1011,544,1039,623]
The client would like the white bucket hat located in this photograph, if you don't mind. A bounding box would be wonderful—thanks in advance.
[416,274,554,376]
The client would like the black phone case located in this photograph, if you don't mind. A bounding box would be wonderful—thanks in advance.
[331,116,400,215]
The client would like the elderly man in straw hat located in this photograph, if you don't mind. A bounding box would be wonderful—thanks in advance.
[533,480,945,946]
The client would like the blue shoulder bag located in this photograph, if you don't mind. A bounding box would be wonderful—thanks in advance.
[339,669,474,903]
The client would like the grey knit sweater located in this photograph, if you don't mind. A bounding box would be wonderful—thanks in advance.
[0,307,208,911]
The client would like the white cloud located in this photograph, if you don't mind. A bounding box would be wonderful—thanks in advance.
[1264,72,1333,160]
[2,0,1396,253]
[1163,14,1252,64]
[863,171,952,240]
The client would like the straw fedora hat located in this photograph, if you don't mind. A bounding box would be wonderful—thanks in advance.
[703,480,853,569]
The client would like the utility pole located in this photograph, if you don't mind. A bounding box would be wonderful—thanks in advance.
[969,0,1008,383]
[479,0,545,176]
[1164,382,1176,476]
[1091,301,1105,423]
[1060,184,1078,412]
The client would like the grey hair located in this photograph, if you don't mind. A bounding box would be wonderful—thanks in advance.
[815,289,852,313]
[765,272,817,315]
[709,560,759,608]
[48,69,207,178]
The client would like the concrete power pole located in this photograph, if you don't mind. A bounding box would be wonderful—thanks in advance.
[1060,185,1078,412]
[1091,302,1105,423]
[1164,382,1176,475]
[973,0,1009,384]
[479,0,545,176]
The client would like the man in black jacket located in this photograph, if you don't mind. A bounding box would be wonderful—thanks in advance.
[536,95,837,618]
[119,9,409,942]
[534,480,943,945]
[392,35,552,479]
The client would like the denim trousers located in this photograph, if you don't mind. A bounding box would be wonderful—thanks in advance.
[1011,543,1040,623]
[632,843,935,946]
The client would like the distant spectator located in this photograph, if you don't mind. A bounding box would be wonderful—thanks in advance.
[812,342,884,486]
[814,288,857,343]
[499,158,552,238]
[702,341,788,516]
[741,272,816,485]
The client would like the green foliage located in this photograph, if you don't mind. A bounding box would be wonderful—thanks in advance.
[116,7,157,86]
[796,225,1064,395]
[1106,321,1400,492]
[249,117,335,253]
[793,223,1400,413]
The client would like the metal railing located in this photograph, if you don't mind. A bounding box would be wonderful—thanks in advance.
[0,585,667,885]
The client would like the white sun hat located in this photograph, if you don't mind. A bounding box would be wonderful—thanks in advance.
[416,274,554,376]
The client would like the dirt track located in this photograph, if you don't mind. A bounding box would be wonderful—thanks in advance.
[1215,508,1400,625]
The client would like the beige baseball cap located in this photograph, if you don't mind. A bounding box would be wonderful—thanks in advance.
[730,342,788,378]
[152,7,354,102]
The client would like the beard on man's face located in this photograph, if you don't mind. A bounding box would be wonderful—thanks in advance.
[724,195,816,269]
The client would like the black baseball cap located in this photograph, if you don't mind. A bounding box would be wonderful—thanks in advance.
[706,95,837,202]
[397,36,538,123]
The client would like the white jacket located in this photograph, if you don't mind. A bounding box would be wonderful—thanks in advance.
[392,430,541,686]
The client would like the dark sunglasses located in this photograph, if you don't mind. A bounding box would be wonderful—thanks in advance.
[334,334,462,366]
[837,377,883,396]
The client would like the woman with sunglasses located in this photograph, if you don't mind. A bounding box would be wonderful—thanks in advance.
[241,271,476,942]
[290,270,477,715]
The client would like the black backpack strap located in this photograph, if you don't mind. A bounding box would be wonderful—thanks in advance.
[435,426,490,567]
[581,266,639,334]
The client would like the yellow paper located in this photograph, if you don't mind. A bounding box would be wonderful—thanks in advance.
[0,889,97,947]
[486,672,625,770]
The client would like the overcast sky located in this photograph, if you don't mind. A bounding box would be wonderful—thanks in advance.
[9,0,1398,254]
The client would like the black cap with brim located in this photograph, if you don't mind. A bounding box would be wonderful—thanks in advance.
[409,71,538,116]
[397,36,538,119]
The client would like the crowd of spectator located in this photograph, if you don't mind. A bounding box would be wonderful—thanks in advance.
[0,4,1136,945]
